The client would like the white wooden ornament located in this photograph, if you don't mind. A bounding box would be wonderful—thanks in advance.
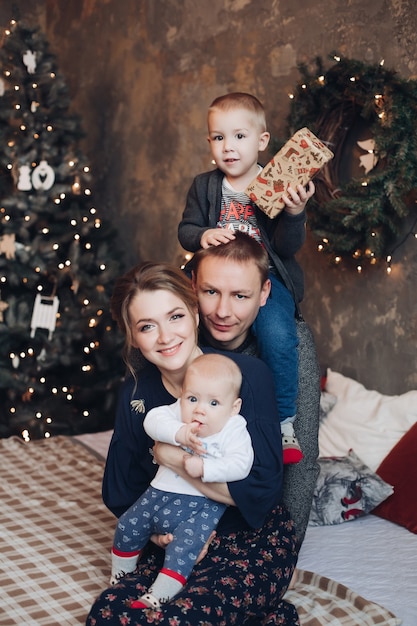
[17,165,32,190]
[357,139,378,175]
[30,294,59,339]
[23,50,37,74]
[32,160,55,190]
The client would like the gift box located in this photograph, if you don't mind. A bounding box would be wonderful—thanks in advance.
[244,127,334,219]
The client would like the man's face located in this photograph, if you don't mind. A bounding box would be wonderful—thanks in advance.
[192,256,271,350]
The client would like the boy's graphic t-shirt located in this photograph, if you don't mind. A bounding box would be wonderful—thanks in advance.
[217,177,263,245]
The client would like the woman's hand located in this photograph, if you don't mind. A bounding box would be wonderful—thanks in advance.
[150,532,173,549]
[150,531,215,565]
[195,530,216,564]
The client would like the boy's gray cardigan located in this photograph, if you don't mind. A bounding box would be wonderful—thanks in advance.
[178,168,307,302]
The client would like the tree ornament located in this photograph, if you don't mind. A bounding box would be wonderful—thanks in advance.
[0,233,16,259]
[31,160,55,190]
[0,77,5,96]
[0,19,126,440]
[0,295,9,322]
[17,164,33,190]
[286,55,417,265]
[357,139,378,174]
[22,50,36,73]
[30,294,60,339]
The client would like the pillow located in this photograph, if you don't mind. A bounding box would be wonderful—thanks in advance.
[372,422,417,533]
[319,369,417,471]
[309,449,393,527]
[319,391,337,422]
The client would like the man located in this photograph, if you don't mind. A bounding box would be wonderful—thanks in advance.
[190,231,320,548]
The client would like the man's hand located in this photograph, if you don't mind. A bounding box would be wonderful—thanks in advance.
[283,181,315,215]
[200,228,235,248]
[183,453,204,478]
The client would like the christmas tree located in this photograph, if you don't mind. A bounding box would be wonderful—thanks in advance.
[0,19,126,440]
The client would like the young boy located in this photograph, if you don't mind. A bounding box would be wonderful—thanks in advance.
[110,353,254,610]
[178,92,315,464]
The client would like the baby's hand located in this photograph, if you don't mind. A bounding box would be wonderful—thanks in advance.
[176,423,205,454]
[283,181,315,215]
[200,228,235,248]
[184,453,204,478]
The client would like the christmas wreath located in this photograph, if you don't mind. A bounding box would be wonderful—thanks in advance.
[285,55,417,266]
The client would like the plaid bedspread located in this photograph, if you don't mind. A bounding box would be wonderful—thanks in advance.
[0,436,401,626]
[0,436,114,625]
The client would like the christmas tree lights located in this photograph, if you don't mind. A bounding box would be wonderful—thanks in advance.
[0,19,126,439]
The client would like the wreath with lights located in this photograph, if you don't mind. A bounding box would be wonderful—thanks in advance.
[285,55,417,268]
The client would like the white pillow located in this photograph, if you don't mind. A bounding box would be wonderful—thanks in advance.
[319,370,417,471]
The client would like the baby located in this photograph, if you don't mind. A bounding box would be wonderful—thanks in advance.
[110,352,254,610]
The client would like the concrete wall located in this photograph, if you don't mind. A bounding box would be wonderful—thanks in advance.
[1,0,416,393]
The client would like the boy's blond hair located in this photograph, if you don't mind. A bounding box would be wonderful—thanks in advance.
[208,92,267,132]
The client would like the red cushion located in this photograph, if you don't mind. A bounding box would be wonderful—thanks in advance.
[372,421,417,533]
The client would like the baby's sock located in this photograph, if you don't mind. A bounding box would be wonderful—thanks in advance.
[131,568,186,608]
[110,547,141,585]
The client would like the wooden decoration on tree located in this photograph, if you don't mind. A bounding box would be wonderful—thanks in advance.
[0,295,8,322]
[0,233,16,259]
[31,160,55,190]
[30,294,60,339]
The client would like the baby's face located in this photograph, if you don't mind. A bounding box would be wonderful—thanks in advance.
[180,369,241,437]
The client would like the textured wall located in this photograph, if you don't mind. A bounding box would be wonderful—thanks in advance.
[2,0,416,393]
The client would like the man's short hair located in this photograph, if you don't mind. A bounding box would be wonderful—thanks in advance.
[192,231,269,285]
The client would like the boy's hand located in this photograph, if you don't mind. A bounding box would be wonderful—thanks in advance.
[200,228,235,248]
[283,181,315,215]
[183,453,204,478]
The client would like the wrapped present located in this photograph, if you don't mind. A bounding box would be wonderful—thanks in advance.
[245,127,334,219]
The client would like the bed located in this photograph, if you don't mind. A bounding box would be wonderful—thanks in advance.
[1,369,416,625]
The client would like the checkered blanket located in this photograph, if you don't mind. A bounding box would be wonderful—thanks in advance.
[0,436,114,625]
[0,436,401,626]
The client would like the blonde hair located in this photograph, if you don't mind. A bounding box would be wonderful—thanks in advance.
[208,92,267,132]
[110,262,198,379]
[184,353,242,399]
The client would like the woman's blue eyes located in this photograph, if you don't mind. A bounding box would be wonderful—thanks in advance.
[139,313,184,331]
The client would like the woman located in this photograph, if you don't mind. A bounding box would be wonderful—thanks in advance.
[87,262,299,625]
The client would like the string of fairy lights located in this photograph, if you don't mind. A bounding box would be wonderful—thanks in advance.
[286,54,417,273]
[1,18,118,440]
